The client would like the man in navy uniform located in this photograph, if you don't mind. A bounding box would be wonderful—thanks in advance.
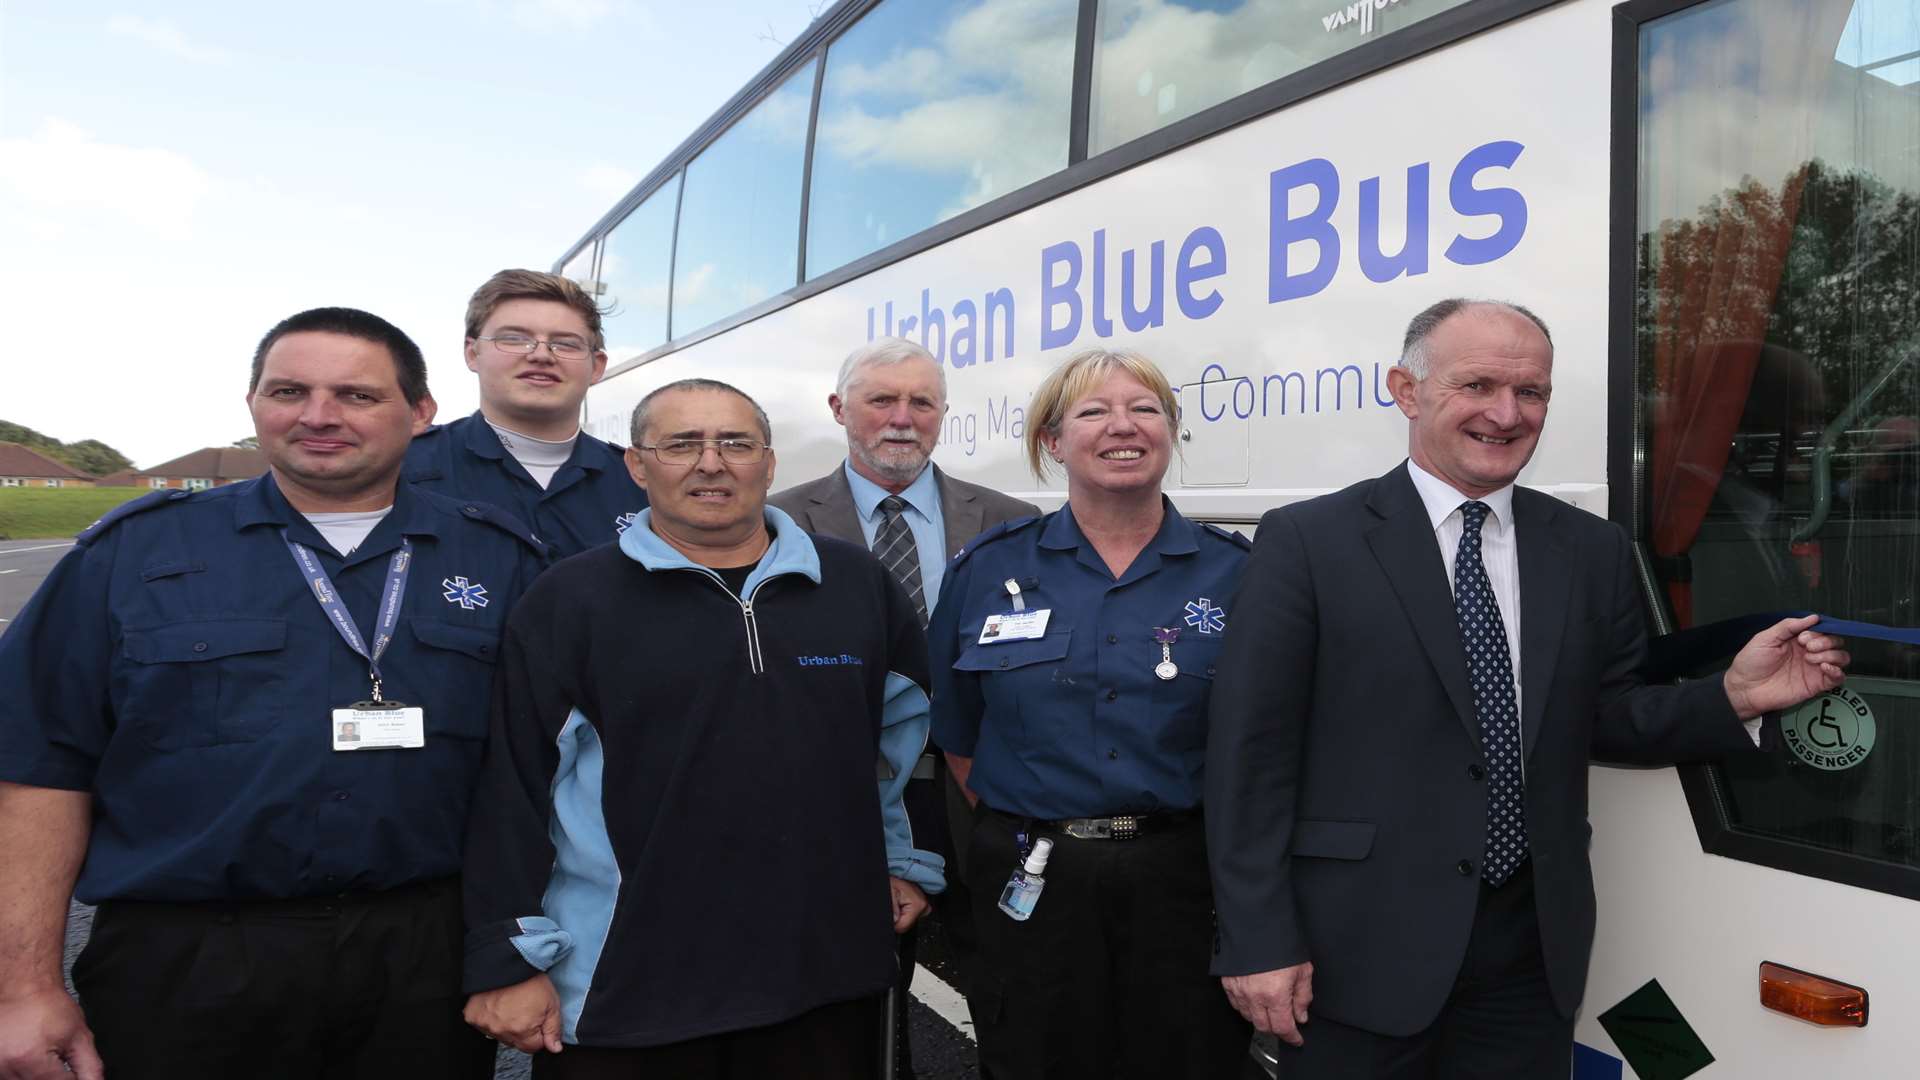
[0,308,546,1080]
[406,268,646,559]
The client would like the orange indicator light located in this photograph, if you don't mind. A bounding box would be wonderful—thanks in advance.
[1759,962,1868,1027]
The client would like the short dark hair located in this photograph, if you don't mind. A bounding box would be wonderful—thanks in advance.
[466,269,607,353]
[250,307,430,406]
[630,378,772,447]
[1400,299,1552,378]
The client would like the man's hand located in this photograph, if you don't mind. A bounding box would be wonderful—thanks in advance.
[0,986,102,1080]
[1222,963,1314,1047]
[464,974,563,1054]
[1725,615,1850,720]
[889,877,929,933]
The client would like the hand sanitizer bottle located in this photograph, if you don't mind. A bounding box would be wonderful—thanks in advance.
[998,838,1054,921]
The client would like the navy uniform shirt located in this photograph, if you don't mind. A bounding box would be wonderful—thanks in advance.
[404,410,647,559]
[0,475,547,904]
[929,500,1250,820]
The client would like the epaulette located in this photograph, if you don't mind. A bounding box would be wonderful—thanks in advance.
[422,490,548,557]
[947,513,1042,569]
[1202,522,1254,550]
[75,489,195,547]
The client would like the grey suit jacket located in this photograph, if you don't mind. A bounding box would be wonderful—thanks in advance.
[769,462,1039,560]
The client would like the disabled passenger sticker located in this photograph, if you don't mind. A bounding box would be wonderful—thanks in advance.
[1780,687,1876,771]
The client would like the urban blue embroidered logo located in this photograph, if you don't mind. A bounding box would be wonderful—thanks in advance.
[1184,597,1226,634]
[797,654,865,667]
[614,512,639,535]
[312,578,335,604]
[442,576,490,610]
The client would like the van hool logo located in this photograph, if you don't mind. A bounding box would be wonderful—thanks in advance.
[1322,0,1411,35]
[1781,687,1876,771]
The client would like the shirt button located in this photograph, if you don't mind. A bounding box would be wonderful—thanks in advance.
[1467,764,1486,781]
[1107,634,1118,644]
[998,657,1010,668]
[192,641,208,653]
[1456,859,1475,877]
[1107,748,1119,760]
[1105,689,1118,702]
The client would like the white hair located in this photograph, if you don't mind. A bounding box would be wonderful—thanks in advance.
[835,337,947,401]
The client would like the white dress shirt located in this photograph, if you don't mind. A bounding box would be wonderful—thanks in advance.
[1407,459,1524,722]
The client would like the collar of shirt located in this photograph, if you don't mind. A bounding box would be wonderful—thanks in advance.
[235,472,442,560]
[461,409,606,474]
[843,458,941,527]
[1405,458,1516,538]
[1039,496,1199,582]
[616,504,822,595]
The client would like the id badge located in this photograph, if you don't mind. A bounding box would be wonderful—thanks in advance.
[332,702,426,751]
[979,609,1051,643]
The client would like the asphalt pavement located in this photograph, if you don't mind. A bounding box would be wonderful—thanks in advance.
[6,541,982,1079]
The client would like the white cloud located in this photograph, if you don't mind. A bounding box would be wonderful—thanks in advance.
[105,15,230,64]
[581,163,638,198]
[513,0,624,31]
[0,119,213,241]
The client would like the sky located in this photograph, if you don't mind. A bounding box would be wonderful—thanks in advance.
[0,0,821,466]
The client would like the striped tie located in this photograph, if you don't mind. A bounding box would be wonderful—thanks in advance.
[874,495,927,626]
[1455,501,1527,886]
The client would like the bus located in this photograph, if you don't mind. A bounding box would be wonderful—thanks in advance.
[553,0,1920,1074]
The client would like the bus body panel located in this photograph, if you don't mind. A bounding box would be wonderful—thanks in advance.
[584,0,1920,1071]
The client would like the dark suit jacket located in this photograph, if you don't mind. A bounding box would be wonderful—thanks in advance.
[1204,462,1757,1036]
[768,463,1039,562]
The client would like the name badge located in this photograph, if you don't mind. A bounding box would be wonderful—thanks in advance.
[979,609,1051,643]
[332,702,426,751]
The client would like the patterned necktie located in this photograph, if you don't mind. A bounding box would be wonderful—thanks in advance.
[1455,501,1527,886]
[874,496,928,626]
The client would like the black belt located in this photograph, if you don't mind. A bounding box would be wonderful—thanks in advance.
[988,807,1200,840]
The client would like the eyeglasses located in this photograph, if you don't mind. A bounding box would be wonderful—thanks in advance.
[475,334,593,361]
[640,439,770,466]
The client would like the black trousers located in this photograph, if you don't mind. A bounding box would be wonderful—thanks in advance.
[1272,862,1574,1080]
[968,807,1251,1080]
[532,994,885,1080]
[72,876,495,1080]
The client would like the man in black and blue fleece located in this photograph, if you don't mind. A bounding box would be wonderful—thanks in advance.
[460,377,944,1080]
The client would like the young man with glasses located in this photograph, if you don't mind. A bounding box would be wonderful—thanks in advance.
[461,378,943,1079]
[405,269,646,559]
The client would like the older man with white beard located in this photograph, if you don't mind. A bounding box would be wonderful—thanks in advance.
[771,337,1036,1079]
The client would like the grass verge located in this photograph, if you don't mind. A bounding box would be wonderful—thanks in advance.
[0,488,148,540]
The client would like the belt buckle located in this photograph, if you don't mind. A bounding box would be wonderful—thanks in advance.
[1110,815,1139,841]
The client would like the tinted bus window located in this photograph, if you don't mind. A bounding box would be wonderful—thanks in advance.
[1088,0,1473,155]
[804,0,1077,279]
[599,174,680,360]
[673,59,816,337]
[1636,0,1920,868]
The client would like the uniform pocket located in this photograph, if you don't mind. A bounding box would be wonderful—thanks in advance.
[405,618,500,739]
[954,632,1072,749]
[1150,636,1223,751]
[121,619,288,749]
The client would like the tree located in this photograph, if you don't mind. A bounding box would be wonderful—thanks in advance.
[0,419,134,476]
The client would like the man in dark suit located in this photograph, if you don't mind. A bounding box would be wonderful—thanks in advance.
[1204,299,1848,1077]
[770,336,1036,1078]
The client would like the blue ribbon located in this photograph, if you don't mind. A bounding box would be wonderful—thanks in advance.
[1644,611,1916,683]
[284,533,413,694]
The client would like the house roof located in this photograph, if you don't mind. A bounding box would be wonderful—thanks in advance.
[0,442,93,480]
[141,447,268,480]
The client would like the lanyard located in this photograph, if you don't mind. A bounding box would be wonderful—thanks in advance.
[284,533,413,701]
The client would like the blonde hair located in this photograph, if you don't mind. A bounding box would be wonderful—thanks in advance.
[1024,348,1181,480]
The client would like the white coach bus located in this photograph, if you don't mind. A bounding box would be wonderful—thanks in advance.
[557,0,1919,1074]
